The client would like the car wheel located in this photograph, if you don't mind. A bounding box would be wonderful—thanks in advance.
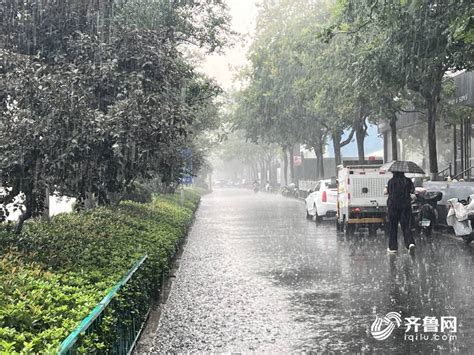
[314,204,322,223]
[315,215,323,223]
[305,204,312,219]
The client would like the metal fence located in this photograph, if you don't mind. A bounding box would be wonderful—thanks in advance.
[58,254,150,354]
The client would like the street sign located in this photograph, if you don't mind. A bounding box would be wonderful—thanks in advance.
[181,175,193,185]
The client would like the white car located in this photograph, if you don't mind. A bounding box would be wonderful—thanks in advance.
[305,179,338,222]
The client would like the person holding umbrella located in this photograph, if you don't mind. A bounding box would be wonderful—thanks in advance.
[382,161,424,254]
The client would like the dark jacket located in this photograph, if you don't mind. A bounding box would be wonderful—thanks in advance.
[387,175,414,209]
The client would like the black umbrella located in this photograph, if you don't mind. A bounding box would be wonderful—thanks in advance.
[380,160,425,175]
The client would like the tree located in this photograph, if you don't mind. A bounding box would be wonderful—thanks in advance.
[308,35,359,167]
[235,0,337,181]
[236,0,386,176]
[333,0,473,175]
[214,130,280,184]
[0,0,231,230]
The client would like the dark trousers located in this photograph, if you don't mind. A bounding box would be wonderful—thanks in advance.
[388,206,414,250]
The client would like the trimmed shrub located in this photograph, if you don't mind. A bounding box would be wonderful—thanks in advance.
[0,188,203,353]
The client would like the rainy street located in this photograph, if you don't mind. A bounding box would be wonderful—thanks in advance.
[2,1,473,353]
[146,189,474,353]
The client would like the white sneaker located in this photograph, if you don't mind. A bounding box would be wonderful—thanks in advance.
[387,248,398,254]
[408,244,415,255]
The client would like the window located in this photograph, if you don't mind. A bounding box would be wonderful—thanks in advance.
[326,182,338,189]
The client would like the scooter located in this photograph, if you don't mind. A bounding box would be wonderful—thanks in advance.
[458,196,474,245]
[281,183,297,197]
[446,196,474,245]
[411,188,442,237]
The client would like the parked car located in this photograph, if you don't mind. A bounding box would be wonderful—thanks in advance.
[305,179,338,222]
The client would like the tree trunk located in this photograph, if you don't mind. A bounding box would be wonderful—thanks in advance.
[355,128,365,162]
[14,200,32,234]
[267,158,272,184]
[427,97,439,177]
[390,114,398,161]
[332,128,355,174]
[319,142,325,179]
[288,145,295,183]
[15,156,42,233]
[332,131,342,173]
[355,117,366,162]
[314,142,324,179]
[453,124,457,176]
[15,185,34,234]
[42,186,50,220]
[282,146,288,186]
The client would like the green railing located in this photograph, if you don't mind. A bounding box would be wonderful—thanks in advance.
[58,254,151,354]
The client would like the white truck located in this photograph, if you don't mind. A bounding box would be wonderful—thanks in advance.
[336,161,390,235]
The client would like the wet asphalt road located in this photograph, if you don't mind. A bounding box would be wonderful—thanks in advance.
[147,188,474,353]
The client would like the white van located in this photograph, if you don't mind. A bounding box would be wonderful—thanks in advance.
[336,161,390,235]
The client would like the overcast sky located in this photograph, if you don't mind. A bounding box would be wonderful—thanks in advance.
[198,0,260,91]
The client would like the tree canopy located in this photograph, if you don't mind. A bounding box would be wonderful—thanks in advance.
[0,0,232,230]
[233,0,473,179]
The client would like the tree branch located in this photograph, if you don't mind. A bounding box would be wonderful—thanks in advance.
[327,0,377,38]
[399,108,425,115]
[340,128,355,147]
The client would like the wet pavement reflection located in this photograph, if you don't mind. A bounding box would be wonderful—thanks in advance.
[148,189,474,353]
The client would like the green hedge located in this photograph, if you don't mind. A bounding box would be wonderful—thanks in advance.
[0,188,203,353]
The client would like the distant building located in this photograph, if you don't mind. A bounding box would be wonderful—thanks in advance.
[378,71,474,178]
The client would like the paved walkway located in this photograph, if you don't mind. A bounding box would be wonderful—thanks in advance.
[143,189,474,353]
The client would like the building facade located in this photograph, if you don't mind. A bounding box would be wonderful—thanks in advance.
[379,71,474,179]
